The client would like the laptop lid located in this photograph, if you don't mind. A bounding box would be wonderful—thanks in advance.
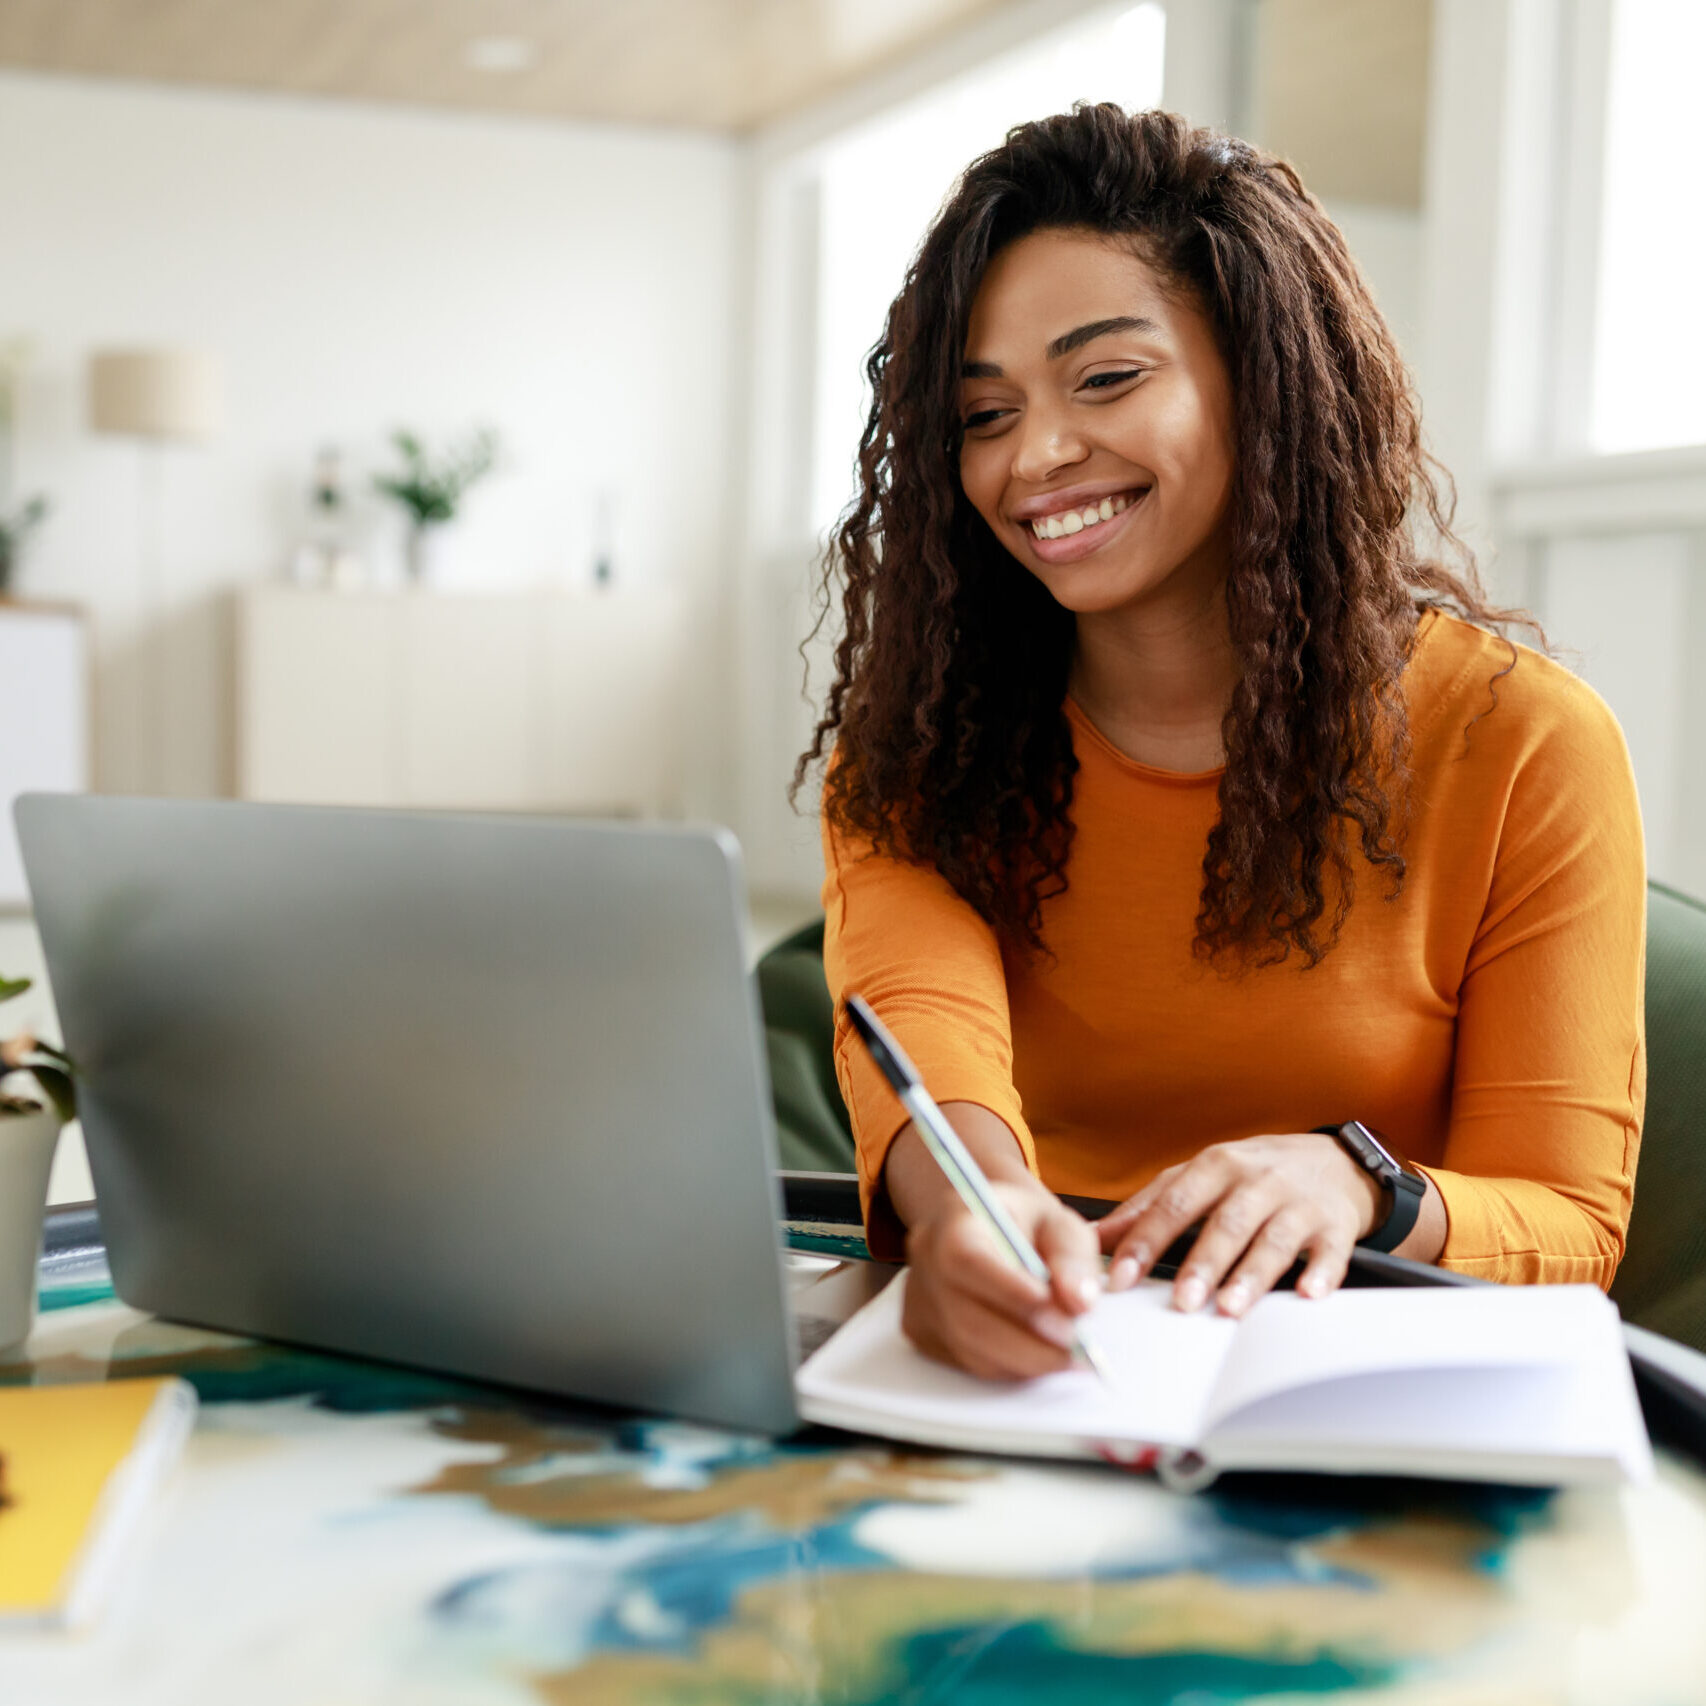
[16,794,800,1434]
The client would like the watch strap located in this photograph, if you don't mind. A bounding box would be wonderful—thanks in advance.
[1315,1121,1426,1253]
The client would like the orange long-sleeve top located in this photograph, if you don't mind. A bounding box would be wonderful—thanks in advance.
[823,612,1646,1287]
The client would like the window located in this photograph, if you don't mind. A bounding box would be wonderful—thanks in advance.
[807,4,1167,535]
[1591,0,1706,453]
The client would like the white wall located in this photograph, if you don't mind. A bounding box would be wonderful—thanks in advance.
[1326,202,1422,363]
[0,72,741,813]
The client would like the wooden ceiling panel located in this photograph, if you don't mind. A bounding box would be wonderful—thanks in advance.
[0,0,1015,131]
[1251,0,1431,209]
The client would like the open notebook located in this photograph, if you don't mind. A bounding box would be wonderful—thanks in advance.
[796,1275,1652,1487]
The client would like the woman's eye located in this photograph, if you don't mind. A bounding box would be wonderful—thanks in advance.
[961,408,1010,431]
[1083,369,1144,391]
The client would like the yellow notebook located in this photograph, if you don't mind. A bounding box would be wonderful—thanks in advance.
[0,1377,198,1627]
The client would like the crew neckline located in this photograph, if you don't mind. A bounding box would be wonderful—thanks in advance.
[1062,609,1460,787]
[1063,696,1226,785]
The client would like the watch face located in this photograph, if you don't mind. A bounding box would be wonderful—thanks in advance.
[1345,1121,1399,1174]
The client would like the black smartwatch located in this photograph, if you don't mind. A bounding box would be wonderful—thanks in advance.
[1314,1120,1427,1254]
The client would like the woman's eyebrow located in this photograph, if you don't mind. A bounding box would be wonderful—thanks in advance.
[961,315,1162,377]
[1047,315,1160,359]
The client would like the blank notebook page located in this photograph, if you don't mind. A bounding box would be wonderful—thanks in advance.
[1201,1285,1616,1426]
[1205,1287,1651,1475]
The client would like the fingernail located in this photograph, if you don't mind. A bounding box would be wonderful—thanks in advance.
[1174,1275,1206,1312]
[1299,1274,1325,1298]
[1109,1256,1139,1292]
[1074,1275,1100,1310]
[1218,1281,1249,1317]
[1128,1241,1152,1276]
[1029,1307,1078,1349]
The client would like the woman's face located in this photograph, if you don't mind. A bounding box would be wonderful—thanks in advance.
[957,227,1237,619]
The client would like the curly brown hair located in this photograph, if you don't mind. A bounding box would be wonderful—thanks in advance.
[798,104,1530,968]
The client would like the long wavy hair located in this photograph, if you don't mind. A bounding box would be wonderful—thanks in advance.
[799,105,1529,968]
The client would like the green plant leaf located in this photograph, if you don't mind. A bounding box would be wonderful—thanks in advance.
[0,976,31,1003]
[373,427,500,530]
[26,1063,75,1123]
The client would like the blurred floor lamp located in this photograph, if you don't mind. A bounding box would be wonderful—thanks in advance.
[87,348,224,794]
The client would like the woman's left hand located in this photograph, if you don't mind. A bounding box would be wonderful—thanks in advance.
[1097,1133,1385,1316]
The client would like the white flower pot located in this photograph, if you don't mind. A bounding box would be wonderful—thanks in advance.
[0,1102,61,1353]
[405,523,456,587]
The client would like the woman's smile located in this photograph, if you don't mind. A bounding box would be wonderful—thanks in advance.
[1018,485,1149,562]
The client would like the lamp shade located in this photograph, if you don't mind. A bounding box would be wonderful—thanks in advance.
[87,348,224,440]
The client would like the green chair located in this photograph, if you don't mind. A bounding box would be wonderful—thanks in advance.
[1610,881,1706,1352]
[759,884,1706,1352]
[756,919,857,1174]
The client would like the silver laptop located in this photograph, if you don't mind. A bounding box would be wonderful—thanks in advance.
[16,794,805,1433]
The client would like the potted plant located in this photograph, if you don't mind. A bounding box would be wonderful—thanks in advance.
[372,427,499,585]
[0,976,75,1350]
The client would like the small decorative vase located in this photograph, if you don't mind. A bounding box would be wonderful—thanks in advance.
[405,523,453,588]
[0,1103,62,1352]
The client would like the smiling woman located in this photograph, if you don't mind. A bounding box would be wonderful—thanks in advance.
[797,106,1647,1383]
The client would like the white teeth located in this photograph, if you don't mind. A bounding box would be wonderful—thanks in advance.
[1030,490,1141,540]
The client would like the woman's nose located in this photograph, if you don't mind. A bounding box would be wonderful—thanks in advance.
[1009,406,1090,483]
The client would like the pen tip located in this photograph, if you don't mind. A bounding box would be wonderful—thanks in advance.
[1077,1331,1115,1386]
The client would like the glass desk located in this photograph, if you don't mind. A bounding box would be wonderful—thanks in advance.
[5,1210,1706,1705]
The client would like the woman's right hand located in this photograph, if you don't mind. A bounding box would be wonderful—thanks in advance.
[883,1107,1103,1379]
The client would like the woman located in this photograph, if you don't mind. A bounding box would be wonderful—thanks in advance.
[800,106,1645,1381]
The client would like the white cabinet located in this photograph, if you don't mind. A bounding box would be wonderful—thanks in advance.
[236,587,687,816]
[0,601,89,909]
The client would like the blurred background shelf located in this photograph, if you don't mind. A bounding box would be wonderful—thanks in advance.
[235,585,688,817]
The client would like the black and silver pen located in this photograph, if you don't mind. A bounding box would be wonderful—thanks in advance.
[845,994,1113,1384]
